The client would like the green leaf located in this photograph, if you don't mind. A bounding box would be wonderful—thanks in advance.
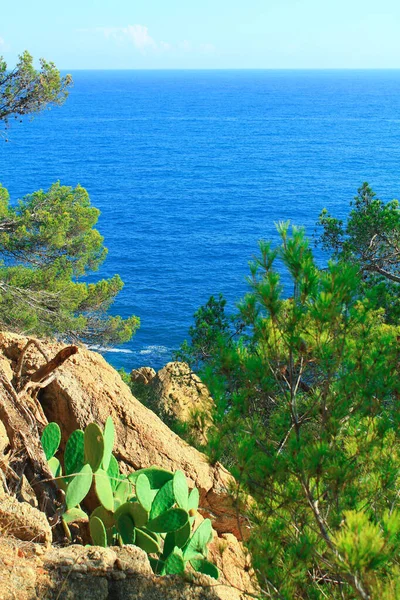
[62,508,88,524]
[84,423,104,472]
[184,519,213,561]
[102,416,115,470]
[94,468,114,512]
[91,505,114,530]
[165,547,185,574]
[114,479,132,505]
[48,456,62,478]
[149,557,165,575]
[41,422,61,460]
[136,473,153,512]
[64,429,85,476]
[187,487,199,512]
[128,467,173,489]
[175,520,192,548]
[131,502,149,528]
[107,454,120,492]
[190,559,219,580]
[135,528,161,554]
[116,513,135,544]
[150,480,175,520]
[173,470,189,510]
[115,501,137,523]
[162,532,176,559]
[147,508,189,533]
[65,463,93,510]
[89,516,107,547]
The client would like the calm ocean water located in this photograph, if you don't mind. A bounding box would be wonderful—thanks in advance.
[1,70,400,370]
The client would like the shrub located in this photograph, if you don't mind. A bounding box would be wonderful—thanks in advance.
[40,417,218,579]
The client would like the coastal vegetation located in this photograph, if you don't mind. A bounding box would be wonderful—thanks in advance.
[0,51,71,134]
[1,51,399,599]
[0,52,138,344]
[0,182,139,344]
[40,417,218,579]
[178,207,400,598]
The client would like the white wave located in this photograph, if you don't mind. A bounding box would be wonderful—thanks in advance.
[88,345,133,354]
[139,345,170,356]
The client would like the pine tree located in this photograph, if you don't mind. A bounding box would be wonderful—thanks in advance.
[184,224,400,598]
[0,182,139,344]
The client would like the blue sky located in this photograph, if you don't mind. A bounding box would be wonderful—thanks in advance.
[1,0,400,69]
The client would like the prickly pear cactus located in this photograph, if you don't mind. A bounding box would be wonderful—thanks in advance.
[40,417,218,580]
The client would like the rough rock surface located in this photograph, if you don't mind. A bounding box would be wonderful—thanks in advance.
[0,332,242,537]
[0,419,8,455]
[0,332,257,598]
[0,495,52,545]
[150,362,214,443]
[209,534,255,594]
[130,366,156,385]
[0,537,247,600]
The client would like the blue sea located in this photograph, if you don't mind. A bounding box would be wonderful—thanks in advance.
[1,70,400,371]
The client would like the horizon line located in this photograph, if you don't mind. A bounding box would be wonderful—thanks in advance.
[59,66,400,71]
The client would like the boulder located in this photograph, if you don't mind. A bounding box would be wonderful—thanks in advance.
[0,537,249,600]
[150,362,213,444]
[209,534,256,595]
[0,494,52,545]
[130,366,156,385]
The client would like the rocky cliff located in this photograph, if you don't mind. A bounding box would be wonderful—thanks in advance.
[0,332,257,600]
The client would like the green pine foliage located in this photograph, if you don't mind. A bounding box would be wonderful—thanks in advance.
[318,182,400,322]
[0,50,72,132]
[180,222,400,599]
[0,182,139,343]
[173,294,240,371]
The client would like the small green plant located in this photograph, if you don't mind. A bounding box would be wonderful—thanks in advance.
[40,417,218,579]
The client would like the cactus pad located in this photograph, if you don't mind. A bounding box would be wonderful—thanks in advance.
[91,505,114,529]
[41,422,61,460]
[94,468,114,512]
[190,558,219,580]
[107,454,120,491]
[187,487,200,512]
[150,480,175,520]
[63,508,88,524]
[184,519,213,561]
[135,528,161,554]
[102,416,115,470]
[90,516,107,547]
[136,473,153,512]
[116,513,136,544]
[149,557,165,575]
[64,429,85,476]
[147,508,189,533]
[175,520,192,548]
[48,456,62,478]
[65,463,93,510]
[131,501,149,528]
[173,470,188,510]
[129,467,173,489]
[165,548,185,574]
[84,423,104,472]
[114,479,132,505]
